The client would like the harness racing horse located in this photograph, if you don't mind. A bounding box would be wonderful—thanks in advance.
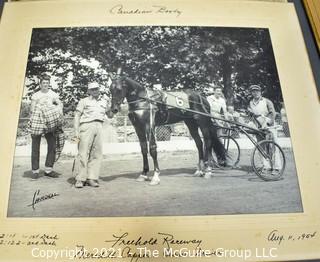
[110,75,226,185]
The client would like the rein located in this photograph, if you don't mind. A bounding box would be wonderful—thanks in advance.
[198,93,210,115]
[140,95,268,137]
[112,77,267,136]
[126,88,208,109]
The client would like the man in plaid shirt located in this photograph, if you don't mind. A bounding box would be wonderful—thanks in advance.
[29,74,63,179]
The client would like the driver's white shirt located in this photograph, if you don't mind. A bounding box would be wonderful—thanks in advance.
[248,97,273,128]
[249,97,269,117]
[207,95,226,116]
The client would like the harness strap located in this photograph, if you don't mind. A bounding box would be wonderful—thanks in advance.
[146,89,154,143]
[127,88,208,110]
[199,94,210,114]
[127,99,145,104]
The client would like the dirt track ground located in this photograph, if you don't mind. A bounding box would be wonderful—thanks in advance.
[7,149,303,217]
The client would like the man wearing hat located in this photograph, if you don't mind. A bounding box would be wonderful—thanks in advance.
[73,82,111,188]
[248,84,281,171]
[248,85,275,129]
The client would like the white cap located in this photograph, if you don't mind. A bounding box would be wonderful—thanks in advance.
[153,83,162,90]
[88,82,100,90]
[207,86,215,94]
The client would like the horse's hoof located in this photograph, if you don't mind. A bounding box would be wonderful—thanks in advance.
[193,170,204,177]
[149,178,160,186]
[204,173,212,179]
[218,161,227,167]
[154,170,161,177]
[136,175,149,182]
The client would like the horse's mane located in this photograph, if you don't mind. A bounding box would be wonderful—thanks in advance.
[124,76,145,91]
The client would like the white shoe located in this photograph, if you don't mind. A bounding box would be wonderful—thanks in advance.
[204,173,212,179]
[44,166,53,174]
[193,169,204,177]
[149,177,160,186]
[136,174,149,182]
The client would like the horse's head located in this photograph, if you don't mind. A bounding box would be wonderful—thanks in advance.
[110,75,127,114]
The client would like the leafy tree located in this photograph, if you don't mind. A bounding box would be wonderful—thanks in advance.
[24,26,282,112]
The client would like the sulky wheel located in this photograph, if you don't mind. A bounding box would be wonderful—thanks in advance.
[212,135,240,169]
[251,140,286,181]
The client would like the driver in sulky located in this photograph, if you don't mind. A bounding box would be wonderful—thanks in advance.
[248,84,281,173]
[248,85,276,130]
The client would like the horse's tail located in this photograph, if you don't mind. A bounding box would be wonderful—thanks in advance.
[197,93,226,162]
[210,123,226,163]
[209,122,226,162]
[191,91,226,162]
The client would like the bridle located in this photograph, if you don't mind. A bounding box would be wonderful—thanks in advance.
[111,77,127,111]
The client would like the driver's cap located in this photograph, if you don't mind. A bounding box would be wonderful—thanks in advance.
[88,82,100,90]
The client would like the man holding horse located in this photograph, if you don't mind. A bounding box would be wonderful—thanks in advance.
[73,82,112,188]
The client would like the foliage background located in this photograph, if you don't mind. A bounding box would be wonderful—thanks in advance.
[24,26,283,114]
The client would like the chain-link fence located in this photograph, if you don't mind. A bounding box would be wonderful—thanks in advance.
[17,116,191,144]
[17,111,288,146]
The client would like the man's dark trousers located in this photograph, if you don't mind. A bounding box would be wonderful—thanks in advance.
[31,132,56,171]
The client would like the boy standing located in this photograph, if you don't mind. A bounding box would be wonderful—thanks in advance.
[30,74,63,178]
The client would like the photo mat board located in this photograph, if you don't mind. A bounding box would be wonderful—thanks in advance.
[7,25,303,218]
[0,1,319,261]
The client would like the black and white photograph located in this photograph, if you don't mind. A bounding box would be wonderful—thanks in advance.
[8,26,302,217]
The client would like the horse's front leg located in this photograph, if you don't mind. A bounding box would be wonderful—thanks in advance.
[148,126,160,186]
[184,119,205,177]
[132,123,150,182]
[136,140,150,182]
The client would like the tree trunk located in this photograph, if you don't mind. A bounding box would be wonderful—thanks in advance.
[221,46,233,105]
